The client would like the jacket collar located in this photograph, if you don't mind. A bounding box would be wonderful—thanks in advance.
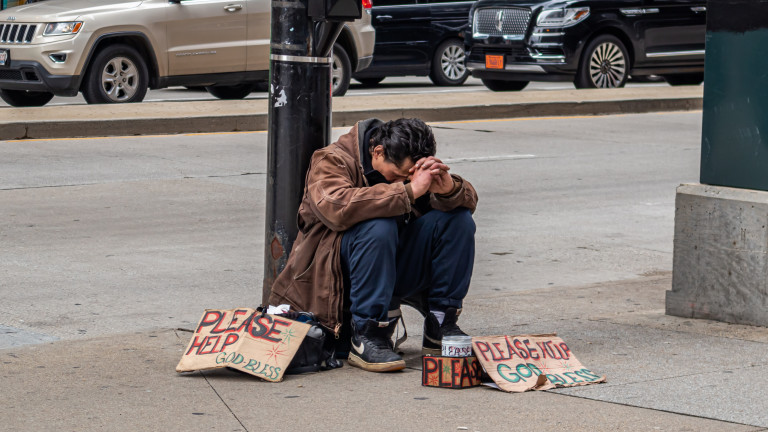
[333,118,384,182]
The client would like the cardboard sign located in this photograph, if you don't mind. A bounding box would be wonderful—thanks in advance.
[422,356,482,389]
[176,308,310,382]
[472,334,606,393]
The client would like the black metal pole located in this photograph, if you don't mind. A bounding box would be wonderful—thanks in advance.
[263,1,331,302]
[263,0,361,303]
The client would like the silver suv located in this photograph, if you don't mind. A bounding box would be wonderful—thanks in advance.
[0,0,374,106]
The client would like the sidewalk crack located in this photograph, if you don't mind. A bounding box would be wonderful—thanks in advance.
[200,370,249,432]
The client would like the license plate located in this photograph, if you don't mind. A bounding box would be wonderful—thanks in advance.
[0,49,8,67]
[485,54,503,70]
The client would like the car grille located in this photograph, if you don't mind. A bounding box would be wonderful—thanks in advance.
[473,8,531,39]
[0,70,23,80]
[0,23,38,44]
[471,45,528,58]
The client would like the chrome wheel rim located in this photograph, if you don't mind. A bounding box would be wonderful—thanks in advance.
[440,44,466,81]
[101,56,139,102]
[331,52,344,92]
[588,42,626,88]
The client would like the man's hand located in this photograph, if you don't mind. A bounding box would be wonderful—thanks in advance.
[411,156,455,195]
[409,165,433,198]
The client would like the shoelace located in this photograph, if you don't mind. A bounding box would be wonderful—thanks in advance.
[363,334,393,351]
[441,321,466,336]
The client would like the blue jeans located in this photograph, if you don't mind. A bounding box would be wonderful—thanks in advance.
[340,208,476,327]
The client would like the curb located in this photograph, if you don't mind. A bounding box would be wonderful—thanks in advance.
[0,91,703,140]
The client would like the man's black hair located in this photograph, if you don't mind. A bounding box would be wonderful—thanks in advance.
[369,118,436,166]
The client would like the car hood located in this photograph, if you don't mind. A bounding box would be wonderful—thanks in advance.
[472,0,588,10]
[2,0,143,22]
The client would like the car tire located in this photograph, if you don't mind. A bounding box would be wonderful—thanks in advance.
[82,44,149,104]
[663,73,704,86]
[253,81,269,92]
[429,39,469,86]
[0,89,54,107]
[206,83,256,99]
[575,34,629,89]
[355,77,385,87]
[481,79,529,92]
[332,43,352,97]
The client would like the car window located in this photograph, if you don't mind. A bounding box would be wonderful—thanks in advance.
[373,0,417,6]
[2,0,28,10]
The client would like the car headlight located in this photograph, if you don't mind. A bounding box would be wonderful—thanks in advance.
[43,22,83,36]
[536,7,590,27]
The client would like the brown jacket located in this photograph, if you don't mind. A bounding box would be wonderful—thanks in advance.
[268,119,478,334]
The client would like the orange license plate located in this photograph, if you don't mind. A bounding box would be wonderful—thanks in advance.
[485,55,504,69]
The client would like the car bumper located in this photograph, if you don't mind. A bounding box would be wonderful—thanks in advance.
[356,55,373,72]
[0,59,80,96]
[0,30,85,96]
[466,23,587,81]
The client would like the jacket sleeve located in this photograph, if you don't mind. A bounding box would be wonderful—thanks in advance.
[305,151,412,232]
[429,174,478,214]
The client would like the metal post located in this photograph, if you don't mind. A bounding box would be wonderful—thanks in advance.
[263,0,351,303]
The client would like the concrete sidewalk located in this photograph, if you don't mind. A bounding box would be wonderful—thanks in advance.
[0,86,702,140]
[2,274,766,430]
[5,85,765,431]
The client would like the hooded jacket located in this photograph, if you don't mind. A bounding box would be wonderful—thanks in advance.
[268,119,478,334]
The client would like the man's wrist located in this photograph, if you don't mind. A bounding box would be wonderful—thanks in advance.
[436,178,461,197]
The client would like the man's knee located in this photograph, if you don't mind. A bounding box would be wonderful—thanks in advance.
[349,217,399,243]
[449,208,476,234]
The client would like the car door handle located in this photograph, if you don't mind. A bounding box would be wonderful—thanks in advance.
[691,6,706,12]
[377,15,392,21]
[224,4,243,12]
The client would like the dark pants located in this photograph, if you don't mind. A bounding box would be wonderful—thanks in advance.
[340,208,476,327]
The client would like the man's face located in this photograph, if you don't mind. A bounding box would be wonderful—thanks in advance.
[371,145,415,183]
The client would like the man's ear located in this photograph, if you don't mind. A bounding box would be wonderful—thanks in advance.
[372,145,384,158]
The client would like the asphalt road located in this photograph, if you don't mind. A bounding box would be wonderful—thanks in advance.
[0,111,702,348]
[0,76,670,107]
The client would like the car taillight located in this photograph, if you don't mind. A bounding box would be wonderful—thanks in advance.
[362,0,372,9]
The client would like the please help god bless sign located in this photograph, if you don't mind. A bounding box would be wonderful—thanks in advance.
[176,308,310,382]
[472,334,606,392]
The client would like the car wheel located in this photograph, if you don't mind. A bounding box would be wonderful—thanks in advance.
[0,89,54,107]
[206,83,256,99]
[355,77,384,87]
[481,79,529,92]
[575,35,629,89]
[429,39,469,86]
[332,43,352,97]
[253,81,269,92]
[663,73,704,86]
[82,44,149,104]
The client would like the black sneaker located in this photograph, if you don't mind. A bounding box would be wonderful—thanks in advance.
[348,319,405,372]
[422,307,467,356]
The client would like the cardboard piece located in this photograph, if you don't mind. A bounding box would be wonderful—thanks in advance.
[422,355,482,389]
[472,334,606,393]
[176,308,310,382]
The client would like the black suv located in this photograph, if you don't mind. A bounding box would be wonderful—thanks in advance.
[352,0,475,86]
[465,0,706,91]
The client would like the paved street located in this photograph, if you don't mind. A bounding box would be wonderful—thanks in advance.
[0,76,671,107]
[0,112,701,343]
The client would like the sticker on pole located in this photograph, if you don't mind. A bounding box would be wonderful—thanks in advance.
[176,308,310,382]
[472,334,606,392]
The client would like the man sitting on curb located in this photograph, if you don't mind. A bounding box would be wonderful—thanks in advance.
[269,118,478,372]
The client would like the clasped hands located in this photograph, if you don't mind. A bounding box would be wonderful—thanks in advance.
[408,156,455,198]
